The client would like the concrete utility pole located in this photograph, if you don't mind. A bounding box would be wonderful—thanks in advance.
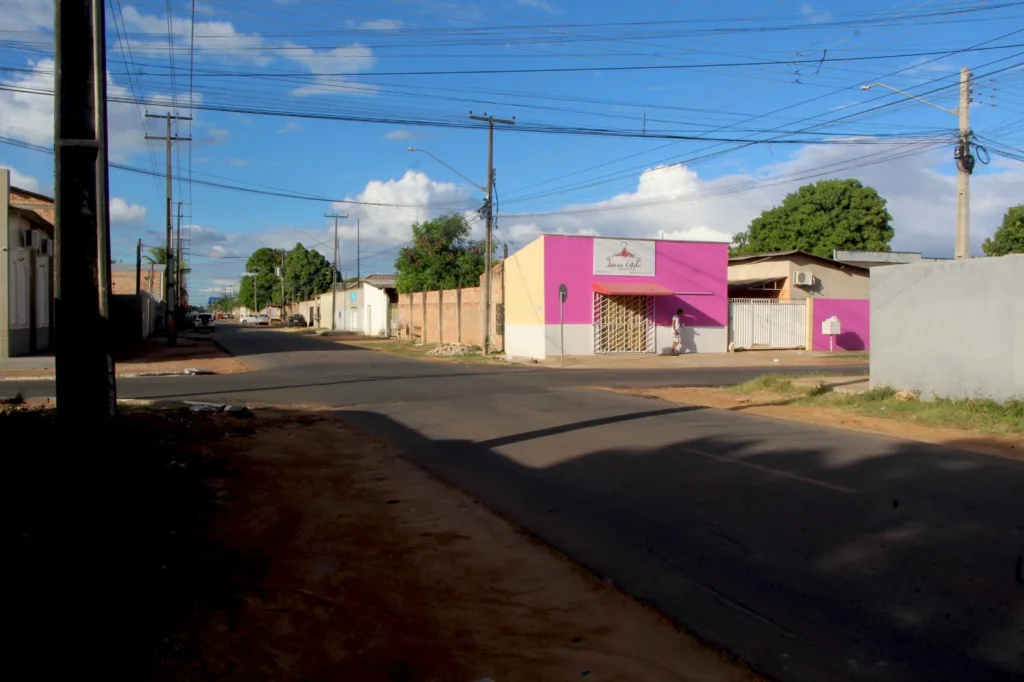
[54,0,117,422]
[145,112,191,344]
[955,67,973,260]
[356,218,360,282]
[469,111,514,355]
[135,238,142,295]
[861,69,972,258]
[325,213,348,330]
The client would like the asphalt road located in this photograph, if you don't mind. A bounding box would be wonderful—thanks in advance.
[7,326,1022,682]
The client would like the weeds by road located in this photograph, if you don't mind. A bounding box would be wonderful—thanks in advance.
[342,339,508,365]
[623,376,1022,460]
[732,374,1023,435]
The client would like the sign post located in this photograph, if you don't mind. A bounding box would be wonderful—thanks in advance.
[558,284,568,367]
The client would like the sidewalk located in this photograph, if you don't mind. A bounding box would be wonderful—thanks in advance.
[519,349,868,370]
[0,336,247,380]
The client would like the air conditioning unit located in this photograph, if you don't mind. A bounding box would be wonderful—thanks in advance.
[22,229,41,249]
[792,270,814,287]
[40,238,53,255]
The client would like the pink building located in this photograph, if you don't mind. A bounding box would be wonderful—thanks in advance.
[502,234,729,359]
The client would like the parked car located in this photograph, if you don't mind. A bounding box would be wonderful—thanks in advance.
[256,314,270,326]
[195,313,216,332]
[240,314,258,324]
[287,314,307,328]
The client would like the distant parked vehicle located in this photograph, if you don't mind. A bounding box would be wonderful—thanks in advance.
[256,314,270,325]
[195,313,216,332]
[240,314,258,324]
[287,314,307,328]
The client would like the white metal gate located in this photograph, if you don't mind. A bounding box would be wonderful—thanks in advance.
[729,299,806,350]
[593,293,655,353]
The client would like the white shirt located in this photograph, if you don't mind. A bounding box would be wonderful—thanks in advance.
[672,314,682,333]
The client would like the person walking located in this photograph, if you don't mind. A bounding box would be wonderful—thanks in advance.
[671,307,684,356]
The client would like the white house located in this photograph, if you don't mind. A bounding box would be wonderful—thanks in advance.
[1,170,54,358]
[335,274,397,336]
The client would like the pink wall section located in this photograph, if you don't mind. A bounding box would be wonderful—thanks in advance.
[542,235,728,327]
[812,299,870,351]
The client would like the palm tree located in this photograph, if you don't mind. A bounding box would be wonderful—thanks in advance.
[143,246,167,265]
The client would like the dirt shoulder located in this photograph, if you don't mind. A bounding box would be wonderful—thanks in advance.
[0,337,248,379]
[340,338,511,365]
[621,386,1022,461]
[147,408,758,681]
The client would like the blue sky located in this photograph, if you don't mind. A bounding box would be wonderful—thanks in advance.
[2,0,1023,300]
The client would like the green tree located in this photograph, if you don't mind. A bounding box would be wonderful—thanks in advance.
[238,247,285,309]
[143,246,167,264]
[283,243,336,301]
[731,179,894,258]
[394,213,491,294]
[981,204,1024,256]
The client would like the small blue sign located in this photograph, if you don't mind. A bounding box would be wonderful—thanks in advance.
[349,291,358,302]
[208,296,221,306]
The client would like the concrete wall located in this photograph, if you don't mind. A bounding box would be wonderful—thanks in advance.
[871,256,1024,401]
[395,265,504,348]
[1,170,10,357]
[811,299,869,351]
[363,283,391,337]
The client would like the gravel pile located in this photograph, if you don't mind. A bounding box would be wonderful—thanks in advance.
[427,344,480,357]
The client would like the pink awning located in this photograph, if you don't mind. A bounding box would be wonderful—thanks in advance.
[592,282,677,296]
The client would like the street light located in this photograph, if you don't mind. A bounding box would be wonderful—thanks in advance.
[407,147,486,192]
[861,68,973,259]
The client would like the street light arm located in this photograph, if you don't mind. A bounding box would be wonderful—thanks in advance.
[408,147,486,193]
[860,83,958,116]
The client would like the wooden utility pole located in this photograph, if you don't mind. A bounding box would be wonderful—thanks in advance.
[53,0,117,423]
[325,213,348,330]
[145,112,190,345]
[469,111,514,355]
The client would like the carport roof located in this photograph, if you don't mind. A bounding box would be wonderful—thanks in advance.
[592,282,677,296]
[729,276,786,288]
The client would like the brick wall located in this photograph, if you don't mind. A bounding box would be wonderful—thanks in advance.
[111,268,164,300]
[395,263,504,349]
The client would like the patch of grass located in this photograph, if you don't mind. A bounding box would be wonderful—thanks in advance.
[819,352,870,361]
[812,392,1024,435]
[732,373,832,396]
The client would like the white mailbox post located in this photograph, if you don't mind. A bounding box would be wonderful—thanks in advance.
[821,315,841,352]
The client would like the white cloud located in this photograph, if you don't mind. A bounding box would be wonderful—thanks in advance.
[517,0,559,15]
[286,44,377,97]
[0,58,188,163]
[3,165,43,193]
[384,129,414,140]
[360,19,403,31]
[0,0,52,35]
[230,159,251,168]
[800,4,832,23]
[110,197,147,225]
[278,121,303,134]
[499,142,1024,257]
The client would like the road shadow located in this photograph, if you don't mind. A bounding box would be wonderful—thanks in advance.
[341,410,1024,682]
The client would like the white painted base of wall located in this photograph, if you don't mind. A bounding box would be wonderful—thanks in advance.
[504,323,546,360]
[655,325,728,354]
[545,324,593,356]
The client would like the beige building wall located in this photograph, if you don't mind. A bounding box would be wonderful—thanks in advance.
[728,256,869,301]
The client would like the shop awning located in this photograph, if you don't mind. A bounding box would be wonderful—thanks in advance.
[592,282,677,296]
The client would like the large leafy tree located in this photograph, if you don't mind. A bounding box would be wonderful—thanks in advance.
[731,179,895,258]
[283,243,336,301]
[237,247,285,310]
[982,204,1024,256]
[394,213,491,293]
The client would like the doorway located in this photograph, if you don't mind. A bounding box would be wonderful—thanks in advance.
[593,293,654,353]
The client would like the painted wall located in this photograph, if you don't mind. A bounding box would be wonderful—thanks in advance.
[542,235,728,330]
[811,299,869,351]
[871,257,1023,401]
[505,235,546,326]
[363,283,391,337]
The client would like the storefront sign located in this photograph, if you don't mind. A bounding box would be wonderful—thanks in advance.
[593,238,656,277]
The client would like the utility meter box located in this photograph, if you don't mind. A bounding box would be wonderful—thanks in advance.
[821,315,841,336]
